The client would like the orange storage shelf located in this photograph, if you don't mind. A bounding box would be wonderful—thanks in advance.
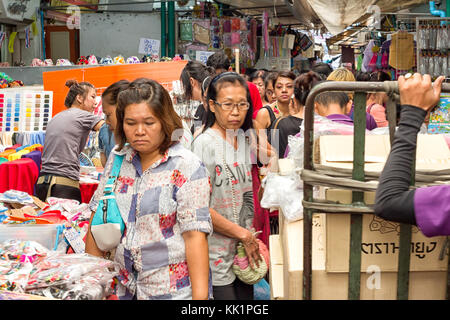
[43,61,188,116]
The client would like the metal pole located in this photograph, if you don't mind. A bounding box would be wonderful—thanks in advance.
[167,0,175,57]
[160,1,166,58]
[40,10,46,60]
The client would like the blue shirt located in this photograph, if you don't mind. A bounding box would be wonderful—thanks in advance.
[98,124,116,160]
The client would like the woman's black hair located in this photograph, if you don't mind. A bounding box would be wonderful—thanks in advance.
[203,72,254,132]
[355,71,371,82]
[293,71,322,106]
[180,60,214,102]
[102,79,130,105]
[64,80,95,108]
[249,69,267,82]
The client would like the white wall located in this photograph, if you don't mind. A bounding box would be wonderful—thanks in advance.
[80,12,161,59]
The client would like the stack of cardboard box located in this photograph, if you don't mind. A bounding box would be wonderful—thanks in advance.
[269,134,450,300]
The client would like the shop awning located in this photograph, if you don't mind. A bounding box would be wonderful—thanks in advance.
[216,0,429,34]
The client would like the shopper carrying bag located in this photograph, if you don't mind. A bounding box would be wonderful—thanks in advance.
[85,78,212,300]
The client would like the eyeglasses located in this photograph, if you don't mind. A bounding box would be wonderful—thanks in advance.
[214,101,250,111]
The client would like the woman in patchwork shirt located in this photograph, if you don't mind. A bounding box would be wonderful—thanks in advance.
[85,78,212,300]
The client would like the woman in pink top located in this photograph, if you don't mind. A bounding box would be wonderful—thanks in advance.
[366,91,389,127]
[356,71,391,128]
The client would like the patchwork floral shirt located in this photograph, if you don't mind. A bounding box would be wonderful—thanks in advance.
[89,142,212,300]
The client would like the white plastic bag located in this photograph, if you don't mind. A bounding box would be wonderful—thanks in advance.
[260,173,304,222]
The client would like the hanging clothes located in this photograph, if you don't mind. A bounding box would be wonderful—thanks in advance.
[362,40,376,72]
[389,31,415,70]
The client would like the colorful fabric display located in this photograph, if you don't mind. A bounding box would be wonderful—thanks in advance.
[0,78,8,88]
[126,56,140,64]
[113,55,125,64]
[0,158,39,194]
[231,18,241,31]
[0,133,13,146]
[231,32,240,45]
[77,56,88,65]
[87,55,98,65]
[100,56,113,65]
[56,59,72,66]
[8,150,30,162]
[0,149,16,159]
[31,59,44,67]
[13,132,45,146]
[223,19,231,33]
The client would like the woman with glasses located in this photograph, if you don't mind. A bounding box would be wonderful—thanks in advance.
[192,72,262,300]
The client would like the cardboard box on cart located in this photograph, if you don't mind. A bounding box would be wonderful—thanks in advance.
[276,210,447,300]
[319,134,450,273]
[271,134,449,299]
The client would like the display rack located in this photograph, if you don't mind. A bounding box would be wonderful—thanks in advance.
[415,16,450,79]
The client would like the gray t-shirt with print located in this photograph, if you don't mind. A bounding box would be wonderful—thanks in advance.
[41,107,102,181]
[192,128,254,286]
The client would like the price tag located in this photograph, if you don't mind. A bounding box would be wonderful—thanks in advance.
[63,227,85,254]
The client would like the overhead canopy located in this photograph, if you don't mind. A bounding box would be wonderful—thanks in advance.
[216,0,430,34]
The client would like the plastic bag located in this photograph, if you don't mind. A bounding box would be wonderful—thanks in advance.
[0,240,50,292]
[278,174,303,222]
[254,278,271,300]
[434,54,442,78]
[27,267,116,300]
[418,24,429,49]
[260,173,303,222]
[27,253,116,290]
[443,53,448,78]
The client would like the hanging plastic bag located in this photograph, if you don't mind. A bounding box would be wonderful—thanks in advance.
[443,53,448,77]
[418,24,429,49]
[434,53,441,78]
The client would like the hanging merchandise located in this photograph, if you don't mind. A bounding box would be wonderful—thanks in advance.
[298,33,313,52]
[362,40,376,72]
[250,19,258,54]
[437,25,448,50]
[179,20,193,42]
[0,32,5,48]
[367,45,380,72]
[389,31,415,70]
[192,20,210,45]
[231,17,241,32]
[231,32,240,46]
[222,18,231,33]
[211,17,221,49]
[223,33,232,48]
[8,32,17,53]
[356,54,363,71]
[263,11,269,52]
[418,23,429,50]
[25,27,30,49]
